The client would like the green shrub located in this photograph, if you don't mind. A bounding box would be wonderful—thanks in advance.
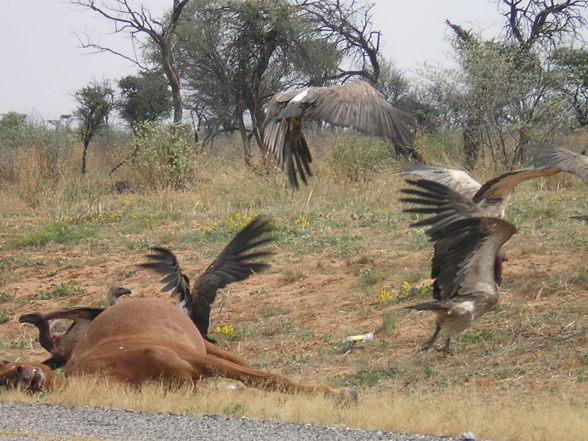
[131,122,196,189]
[328,134,392,183]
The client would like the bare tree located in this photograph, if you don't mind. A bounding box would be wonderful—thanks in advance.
[501,0,587,50]
[299,0,382,83]
[71,0,189,123]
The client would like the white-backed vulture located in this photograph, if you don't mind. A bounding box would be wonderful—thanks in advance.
[20,307,104,369]
[401,179,517,353]
[263,80,416,188]
[399,163,558,284]
[139,216,274,342]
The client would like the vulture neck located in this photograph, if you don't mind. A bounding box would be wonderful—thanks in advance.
[177,293,194,318]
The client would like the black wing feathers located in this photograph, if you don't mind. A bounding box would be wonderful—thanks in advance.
[196,216,274,305]
[140,216,274,339]
[138,247,191,303]
[400,179,481,232]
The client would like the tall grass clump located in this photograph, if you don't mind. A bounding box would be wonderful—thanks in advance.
[328,134,392,183]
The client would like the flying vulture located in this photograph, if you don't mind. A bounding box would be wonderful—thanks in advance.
[401,179,516,353]
[139,216,274,342]
[262,80,416,188]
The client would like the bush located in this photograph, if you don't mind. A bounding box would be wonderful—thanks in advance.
[328,134,392,183]
[131,122,196,189]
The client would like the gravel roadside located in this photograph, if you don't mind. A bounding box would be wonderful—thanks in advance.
[0,402,478,441]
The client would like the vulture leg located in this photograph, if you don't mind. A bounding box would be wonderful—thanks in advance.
[440,337,452,355]
[420,324,441,351]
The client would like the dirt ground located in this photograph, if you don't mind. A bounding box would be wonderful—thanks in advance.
[1,217,587,395]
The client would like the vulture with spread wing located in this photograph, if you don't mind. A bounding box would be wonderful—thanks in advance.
[139,216,274,342]
[401,179,517,353]
[263,80,416,188]
[525,142,588,185]
[19,286,131,369]
[399,163,558,284]
[399,162,560,218]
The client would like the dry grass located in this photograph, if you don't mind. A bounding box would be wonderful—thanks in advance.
[0,131,587,441]
[2,377,587,441]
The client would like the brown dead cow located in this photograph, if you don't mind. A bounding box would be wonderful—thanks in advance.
[4,298,356,400]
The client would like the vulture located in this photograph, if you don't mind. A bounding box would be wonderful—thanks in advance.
[400,179,517,353]
[399,163,558,284]
[139,216,274,342]
[525,142,588,185]
[262,80,416,188]
[19,286,131,369]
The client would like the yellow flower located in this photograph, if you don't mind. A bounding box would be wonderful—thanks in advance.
[378,288,390,302]
[215,324,235,335]
[294,215,311,227]
[401,281,411,291]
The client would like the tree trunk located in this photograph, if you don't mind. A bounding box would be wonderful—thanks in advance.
[161,44,183,123]
[81,140,90,174]
[463,113,482,171]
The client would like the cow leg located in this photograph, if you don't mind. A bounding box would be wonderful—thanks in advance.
[184,351,356,401]
[203,340,251,368]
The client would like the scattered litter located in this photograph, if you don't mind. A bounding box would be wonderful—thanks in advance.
[344,332,374,343]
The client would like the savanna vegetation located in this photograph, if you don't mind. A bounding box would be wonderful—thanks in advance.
[1,0,587,440]
[0,128,586,441]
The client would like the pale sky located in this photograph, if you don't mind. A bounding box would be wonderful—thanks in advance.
[0,0,502,121]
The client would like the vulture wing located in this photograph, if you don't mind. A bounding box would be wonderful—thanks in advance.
[525,143,588,185]
[43,307,105,323]
[400,178,483,232]
[138,247,192,314]
[397,162,481,199]
[427,217,516,301]
[263,81,415,188]
[192,216,274,337]
[473,168,560,206]
[305,81,415,146]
